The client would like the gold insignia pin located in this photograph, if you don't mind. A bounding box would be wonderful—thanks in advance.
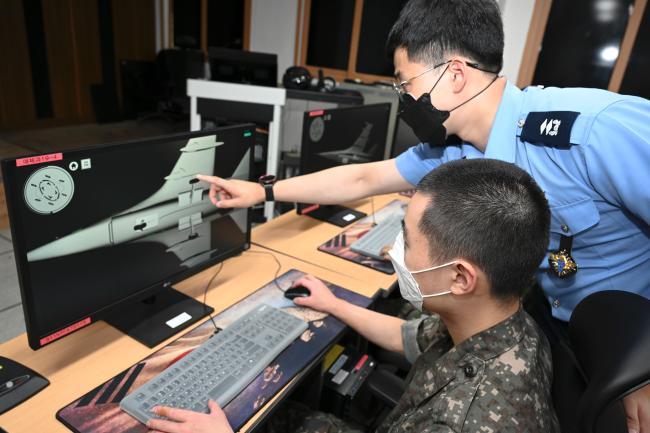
[549,250,578,278]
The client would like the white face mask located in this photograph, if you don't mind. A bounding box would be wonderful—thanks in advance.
[388,230,457,311]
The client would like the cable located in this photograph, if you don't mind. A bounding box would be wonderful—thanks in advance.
[201,250,284,334]
[203,262,224,332]
[245,249,285,292]
[370,195,377,226]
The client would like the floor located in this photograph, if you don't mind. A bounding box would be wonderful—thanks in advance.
[0,226,23,343]
[0,119,186,344]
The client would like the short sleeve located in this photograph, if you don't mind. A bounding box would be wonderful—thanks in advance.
[401,314,448,364]
[395,143,466,186]
[583,98,650,226]
[401,317,425,364]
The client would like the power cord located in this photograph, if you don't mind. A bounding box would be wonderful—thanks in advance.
[244,249,285,292]
[203,262,224,333]
[201,249,286,334]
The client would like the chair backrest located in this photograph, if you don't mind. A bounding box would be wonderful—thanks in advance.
[553,290,650,433]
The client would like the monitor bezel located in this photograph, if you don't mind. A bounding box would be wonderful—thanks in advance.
[208,47,278,87]
[297,102,392,214]
[1,124,255,350]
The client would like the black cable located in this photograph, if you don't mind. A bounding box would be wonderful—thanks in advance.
[203,262,224,332]
[245,249,285,292]
[202,250,284,334]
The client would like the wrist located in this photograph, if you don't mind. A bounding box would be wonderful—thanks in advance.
[328,297,348,317]
[255,183,266,204]
[258,174,277,202]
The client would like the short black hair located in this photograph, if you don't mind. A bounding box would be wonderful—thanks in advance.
[387,0,504,73]
[416,159,550,300]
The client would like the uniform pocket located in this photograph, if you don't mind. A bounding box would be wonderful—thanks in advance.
[549,198,600,236]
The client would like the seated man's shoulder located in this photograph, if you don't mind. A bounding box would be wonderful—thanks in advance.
[464,311,559,433]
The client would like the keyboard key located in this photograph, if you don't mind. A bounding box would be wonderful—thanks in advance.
[120,304,308,425]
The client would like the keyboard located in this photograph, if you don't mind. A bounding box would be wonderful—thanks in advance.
[120,304,308,424]
[349,212,404,260]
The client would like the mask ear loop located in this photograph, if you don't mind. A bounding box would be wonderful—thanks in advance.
[447,73,499,113]
[424,63,451,101]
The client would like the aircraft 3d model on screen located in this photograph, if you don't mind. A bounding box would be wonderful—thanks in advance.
[25,134,249,266]
[317,122,379,164]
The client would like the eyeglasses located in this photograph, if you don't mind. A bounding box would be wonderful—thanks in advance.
[392,60,485,99]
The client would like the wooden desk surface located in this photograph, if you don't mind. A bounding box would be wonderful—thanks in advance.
[253,193,407,291]
[0,245,377,433]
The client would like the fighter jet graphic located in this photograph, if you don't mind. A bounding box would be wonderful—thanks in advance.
[316,122,379,164]
[26,134,250,266]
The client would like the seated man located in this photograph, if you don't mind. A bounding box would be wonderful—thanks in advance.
[147,159,560,433]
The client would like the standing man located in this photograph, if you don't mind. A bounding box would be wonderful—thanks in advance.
[198,1,650,430]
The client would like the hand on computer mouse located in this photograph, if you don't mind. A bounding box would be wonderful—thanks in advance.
[284,285,311,300]
[148,400,234,433]
[289,275,341,314]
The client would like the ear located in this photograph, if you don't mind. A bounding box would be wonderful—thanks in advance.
[449,260,478,296]
[447,59,468,94]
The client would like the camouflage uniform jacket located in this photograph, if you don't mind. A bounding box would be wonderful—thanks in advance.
[376,308,560,433]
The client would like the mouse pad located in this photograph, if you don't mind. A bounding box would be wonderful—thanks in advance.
[317,199,408,275]
[56,269,372,433]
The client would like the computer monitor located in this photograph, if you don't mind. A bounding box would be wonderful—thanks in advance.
[391,116,420,158]
[297,103,391,226]
[208,47,277,87]
[337,82,399,159]
[1,125,255,350]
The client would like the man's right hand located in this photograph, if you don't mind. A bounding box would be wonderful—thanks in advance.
[290,274,344,314]
[196,174,265,209]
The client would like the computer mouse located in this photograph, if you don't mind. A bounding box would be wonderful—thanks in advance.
[284,285,311,300]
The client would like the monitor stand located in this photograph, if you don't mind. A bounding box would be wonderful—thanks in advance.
[300,204,367,227]
[105,287,214,348]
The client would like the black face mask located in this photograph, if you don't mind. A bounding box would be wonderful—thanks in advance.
[398,66,499,147]
[399,92,450,146]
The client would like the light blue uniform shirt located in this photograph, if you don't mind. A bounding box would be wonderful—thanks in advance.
[395,81,650,321]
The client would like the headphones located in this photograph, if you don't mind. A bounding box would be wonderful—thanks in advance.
[283,66,336,92]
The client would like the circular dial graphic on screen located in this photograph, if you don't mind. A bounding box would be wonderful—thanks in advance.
[23,166,75,214]
[309,117,325,142]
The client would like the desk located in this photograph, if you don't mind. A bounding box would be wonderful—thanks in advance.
[0,245,380,433]
[252,193,407,292]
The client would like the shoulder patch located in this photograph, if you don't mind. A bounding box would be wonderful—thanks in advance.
[520,111,580,147]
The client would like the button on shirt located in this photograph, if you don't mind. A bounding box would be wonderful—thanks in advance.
[395,81,650,321]
[376,309,560,433]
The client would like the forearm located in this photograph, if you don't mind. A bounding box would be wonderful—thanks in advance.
[329,298,405,354]
[273,159,412,205]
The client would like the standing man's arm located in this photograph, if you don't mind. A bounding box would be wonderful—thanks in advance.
[197,159,413,209]
[584,99,650,225]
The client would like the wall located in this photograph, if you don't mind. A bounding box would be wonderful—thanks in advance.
[248,0,536,85]
[249,0,299,81]
[501,0,536,81]
[0,0,156,131]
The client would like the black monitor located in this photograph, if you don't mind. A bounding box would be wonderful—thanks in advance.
[297,103,391,226]
[208,47,277,87]
[391,117,420,158]
[1,125,255,350]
